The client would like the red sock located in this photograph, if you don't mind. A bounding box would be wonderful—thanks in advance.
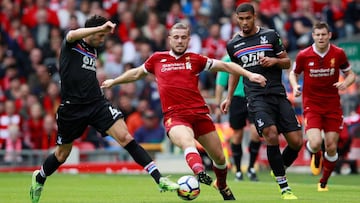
[213,165,228,190]
[185,148,204,175]
[320,156,337,184]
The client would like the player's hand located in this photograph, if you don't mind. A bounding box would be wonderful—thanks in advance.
[293,84,302,97]
[220,98,231,114]
[259,56,276,67]
[333,81,347,90]
[102,21,116,34]
[249,73,267,87]
[101,79,115,88]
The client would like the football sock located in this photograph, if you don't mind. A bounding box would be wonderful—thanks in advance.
[230,143,242,172]
[124,140,161,183]
[282,145,300,168]
[320,152,338,185]
[267,145,289,190]
[213,162,228,190]
[37,153,63,184]
[248,141,261,169]
[184,147,204,175]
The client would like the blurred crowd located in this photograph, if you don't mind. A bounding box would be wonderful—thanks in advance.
[0,0,360,164]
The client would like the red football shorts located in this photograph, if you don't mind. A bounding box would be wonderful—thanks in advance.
[303,110,343,133]
[163,113,216,139]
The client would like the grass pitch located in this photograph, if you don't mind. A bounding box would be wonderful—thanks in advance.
[2,171,359,203]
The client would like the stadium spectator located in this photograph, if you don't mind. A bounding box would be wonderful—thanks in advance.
[126,99,149,136]
[225,3,303,199]
[0,100,23,163]
[57,0,86,33]
[31,8,53,50]
[211,0,235,25]
[40,113,57,150]
[200,23,227,96]
[103,43,124,78]
[185,0,212,39]
[27,64,52,97]
[24,102,45,149]
[202,23,227,60]
[344,0,360,36]
[139,74,162,117]
[322,0,347,40]
[15,83,31,119]
[102,22,267,200]
[141,11,167,51]
[21,0,60,29]
[134,109,165,143]
[165,1,186,29]
[29,15,179,203]
[272,0,292,50]
[289,21,356,191]
[3,124,22,164]
[116,10,137,43]
[42,81,61,116]
[287,0,317,51]
[220,12,240,41]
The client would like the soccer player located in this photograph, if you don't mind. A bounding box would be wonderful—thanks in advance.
[29,15,179,203]
[289,21,356,191]
[215,54,261,182]
[101,22,267,200]
[223,3,303,200]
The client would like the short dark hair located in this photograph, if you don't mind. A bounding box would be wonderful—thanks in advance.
[85,15,107,28]
[236,3,255,14]
[312,21,330,33]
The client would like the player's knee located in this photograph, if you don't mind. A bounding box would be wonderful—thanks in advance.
[212,152,226,165]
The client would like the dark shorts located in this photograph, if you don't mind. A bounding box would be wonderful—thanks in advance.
[56,98,124,144]
[247,95,302,136]
[229,96,249,130]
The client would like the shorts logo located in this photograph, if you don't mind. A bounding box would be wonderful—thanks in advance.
[166,118,172,126]
[256,118,264,128]
[108,106,121,119]
[57,136,63,145]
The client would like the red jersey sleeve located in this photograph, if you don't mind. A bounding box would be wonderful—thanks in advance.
[293,49,306,74]
[338,48,350,72]
[144,52,162,74]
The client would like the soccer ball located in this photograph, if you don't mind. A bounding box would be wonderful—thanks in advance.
[177,175,200,201]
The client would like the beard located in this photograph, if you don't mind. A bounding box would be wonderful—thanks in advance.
[172,48,186,56]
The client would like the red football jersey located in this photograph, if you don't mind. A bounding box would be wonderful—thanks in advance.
[144,51,213,115]
[293,44,351,112]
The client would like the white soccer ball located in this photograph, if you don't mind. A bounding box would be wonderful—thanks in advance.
[177,175,200,201]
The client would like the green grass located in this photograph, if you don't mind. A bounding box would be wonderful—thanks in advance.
[2,171,360,203]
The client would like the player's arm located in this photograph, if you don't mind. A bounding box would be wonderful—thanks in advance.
[220,73,240,114]
[215,71,228,105]
[66,21,116,42]
[101,65,147,88]
[289,67,302,97]
[210,59,266,87]
[259,51,291,69]
[334,69,356,90]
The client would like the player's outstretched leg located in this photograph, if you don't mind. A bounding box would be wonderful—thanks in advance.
[212,179,236,200]
[311,151,323,176]
[30,170,43,203]
[158,177,180,192]
[197,171,213,185]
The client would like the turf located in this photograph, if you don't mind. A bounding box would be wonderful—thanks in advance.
[2,171,359,203]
